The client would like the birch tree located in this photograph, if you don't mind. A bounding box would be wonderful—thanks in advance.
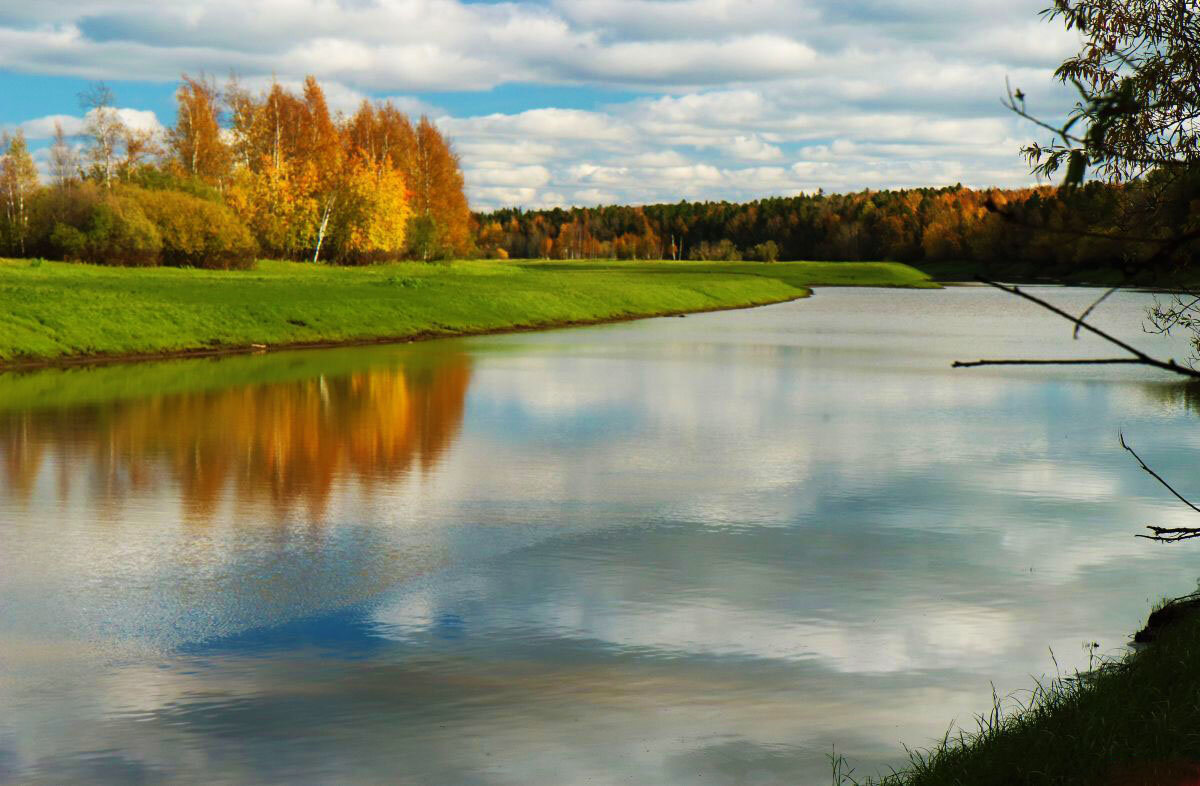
[79,83,125,189]
[0,132,39,256]
[167,75,231,186]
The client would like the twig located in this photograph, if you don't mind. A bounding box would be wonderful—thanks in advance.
[1147,295,1200,335]
[1138,527,1200,543]
[1074,284,1121,339]
[1121,431,1200,515]
[1121,431,1200,542]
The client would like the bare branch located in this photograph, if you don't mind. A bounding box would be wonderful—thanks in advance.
[1121,431,1200,515]
[1074,284,1121,339]
[1137,527,1200,543]
[960,279,1200,380]
[952,358,1146,369]
[1121,431,1200,543]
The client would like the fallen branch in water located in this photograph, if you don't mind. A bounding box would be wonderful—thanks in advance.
[951,279,1200,381]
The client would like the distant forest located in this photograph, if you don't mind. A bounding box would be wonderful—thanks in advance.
[476,177,1200,281]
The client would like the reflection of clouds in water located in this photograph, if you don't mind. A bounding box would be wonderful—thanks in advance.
[3,641,994,786]
[372,521,1021,677]
[4,287,1200,784]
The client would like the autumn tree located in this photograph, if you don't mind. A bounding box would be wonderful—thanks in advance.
[167,75,231,186]
[1021,0,1199,186]
[345,100,416,180]
[224,77,418,263]
[298,77,344,262]
[226,80,320,258]
[409,116,472,259]
[0,132,39,255]
[332,101,416,263]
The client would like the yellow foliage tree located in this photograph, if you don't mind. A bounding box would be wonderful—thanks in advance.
[198,74,471,263]
[324,153,411,264]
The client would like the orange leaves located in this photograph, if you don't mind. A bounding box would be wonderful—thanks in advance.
[215,76,470,263]
[412,116,474,259]
[167,75,230,185]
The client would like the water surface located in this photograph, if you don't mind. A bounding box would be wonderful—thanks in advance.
[2,286,1200,784]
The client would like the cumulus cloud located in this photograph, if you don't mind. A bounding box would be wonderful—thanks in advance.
[2,0,1082,208]
[7,108,163,140]
[443,78,1062,208]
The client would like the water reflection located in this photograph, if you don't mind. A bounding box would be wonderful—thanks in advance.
[0,353,470,519]
[4,287,1200,785]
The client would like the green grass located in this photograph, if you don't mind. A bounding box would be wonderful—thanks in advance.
[0,258,936,366]
[848,603,1200,786]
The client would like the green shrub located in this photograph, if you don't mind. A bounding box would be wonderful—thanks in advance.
[125,167,223,203]
[27,184,257,269]
[688,238,743,262]
[30,184,160,266]
[129,187,257,269]
[748,240,781,263]
[48,223,87,258]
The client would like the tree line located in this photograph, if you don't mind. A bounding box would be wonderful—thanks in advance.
[476,173,1200,281]
[5,71,1196,279]
[0,75,473,267]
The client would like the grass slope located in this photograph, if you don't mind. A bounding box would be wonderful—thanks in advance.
[0,258,935,366]
[852,606,1200,786]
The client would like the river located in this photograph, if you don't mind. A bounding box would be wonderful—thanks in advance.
[2,285,1199,785]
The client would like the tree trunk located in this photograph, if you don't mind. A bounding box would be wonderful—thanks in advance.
[313,198,334,263]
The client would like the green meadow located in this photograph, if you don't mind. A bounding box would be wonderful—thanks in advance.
[0,258,936,366]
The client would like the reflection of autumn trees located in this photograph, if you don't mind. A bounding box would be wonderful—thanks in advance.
[0,357,471,519]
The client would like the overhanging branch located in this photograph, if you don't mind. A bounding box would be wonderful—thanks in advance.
[952,280,1200,381]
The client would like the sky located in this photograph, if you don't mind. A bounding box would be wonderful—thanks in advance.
[0,0,1082,211]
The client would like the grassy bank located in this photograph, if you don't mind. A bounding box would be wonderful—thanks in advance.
[854,602,1200,786]
[0,258,935,367]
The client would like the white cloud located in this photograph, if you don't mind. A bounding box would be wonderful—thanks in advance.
[111,107,163,134]
[729,134,784,161]
[471,163,553,188]
[2,0,1082,208]
[15,113,83,140]
[8,108,163,140]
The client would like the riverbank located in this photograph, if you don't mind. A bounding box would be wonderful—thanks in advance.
[863,597,1200,786]
[0,258,935,369]
[912,258,1200,289]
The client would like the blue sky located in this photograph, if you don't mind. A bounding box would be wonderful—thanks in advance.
[0,0,1081,210]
